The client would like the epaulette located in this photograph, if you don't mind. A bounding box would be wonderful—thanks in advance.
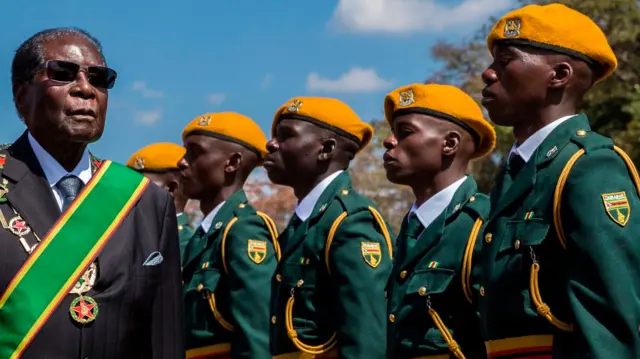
[569,129,613,153]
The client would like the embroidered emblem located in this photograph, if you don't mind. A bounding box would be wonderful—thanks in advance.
[133,157,145,170]
[299,257,310,265]
[546,146,558,158]
[319,204,326,212]
[399,89,415,107]
[214,221,223,229]
[248,239,267,264]
[602,192,630,226]
[504,18,521,38]
[428,261,440,268]
[198,115,212,126]
[452,203,461,213]
[287,99,303,112]
[361,242,382,268]
[524,211,535,220]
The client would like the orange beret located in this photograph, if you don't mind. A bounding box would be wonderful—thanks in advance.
[272,97,373,152]
[182,112,268,159]
[487,4,617,81]
[126,142,185,171]
[384,83,496,159]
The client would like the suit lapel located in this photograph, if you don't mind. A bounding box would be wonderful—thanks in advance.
[3,133,60,238]
[280,172,352,261]
[182,190,248,267]
[398,176,478,269]
[490,114,591,220]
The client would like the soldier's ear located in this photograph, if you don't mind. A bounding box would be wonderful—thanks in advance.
[549,61,572,89]
[166,178,179,197]
[442,131,461,157]
[318,138,336,162]
[225,152,243,173]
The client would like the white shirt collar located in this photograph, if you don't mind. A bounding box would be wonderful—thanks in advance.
[509,115,576,162]
[409,176,467,229]
[200,201,226,232]
[295,170,343,221]
[28,132,92,187]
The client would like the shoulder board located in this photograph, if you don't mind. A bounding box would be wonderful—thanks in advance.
[569,129,613,153]
[460,193,490,221]
[333,187,372,216]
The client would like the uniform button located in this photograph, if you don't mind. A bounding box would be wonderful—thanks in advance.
[178,225,184,231]
[399,270,407,279]
[238,203,246,208]
[389,314,395,323]
[469,196,476,202]
[297,279,304,287]
[418,287,427,296]
[271,315,277,324]
[484,233,493,243]
[276,274,282,282]
[196,283,204,292]
[480,286,486,296]
[341,189,349,195]
[514,239,521,250]
[576,129,587,137]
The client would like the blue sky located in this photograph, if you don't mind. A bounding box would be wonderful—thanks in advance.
[0,0,515,164]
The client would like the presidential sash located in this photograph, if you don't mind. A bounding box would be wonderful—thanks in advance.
[0,160,149,359]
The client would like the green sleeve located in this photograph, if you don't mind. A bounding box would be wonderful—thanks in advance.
[563,149,640,359]
[177,213,194,260]
[328,210,392,359]
[225,215,278,359]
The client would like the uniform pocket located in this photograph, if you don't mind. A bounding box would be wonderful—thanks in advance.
[407,268,455,296]
[498,219,550,253]
[184,268,222,293]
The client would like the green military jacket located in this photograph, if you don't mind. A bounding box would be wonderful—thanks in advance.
[178,211,195,260]
[183,190,279,359]
[475,114,640,358]
[270,172,394,359]
[387,176,488,359]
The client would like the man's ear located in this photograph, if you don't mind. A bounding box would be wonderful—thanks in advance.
[318,138,337,162]
[13,84,29,121]
[225,152,243,173]
[166,178,179,197]
[442,131,461,157]
[549,61,572,89]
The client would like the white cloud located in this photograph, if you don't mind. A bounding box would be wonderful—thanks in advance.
[131,81,164,98]
[207,93,227,105]
[134,109,162,125]
[306,67,391,93]
[329,0,513,34]
[261,74,274,89]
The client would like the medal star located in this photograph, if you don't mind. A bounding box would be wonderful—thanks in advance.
[72,297,95,320]
[13,220,28,233]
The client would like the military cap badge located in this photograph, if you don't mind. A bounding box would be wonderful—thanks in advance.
[504,18,521,38]
[399,89,415,107]
[133,157,145,170]
[198,115,212,126]
[287,99,303,112]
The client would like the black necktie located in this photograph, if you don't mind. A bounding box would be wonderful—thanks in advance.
[400,213,424,259]
[507,153,526,179]
[56,175,84,211]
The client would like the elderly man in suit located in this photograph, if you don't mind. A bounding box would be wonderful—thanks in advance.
[0,27,185,359]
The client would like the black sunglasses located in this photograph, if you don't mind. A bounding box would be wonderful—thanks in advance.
[40,60,118,89]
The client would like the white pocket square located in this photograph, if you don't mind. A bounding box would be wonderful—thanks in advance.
[143,251,164,266]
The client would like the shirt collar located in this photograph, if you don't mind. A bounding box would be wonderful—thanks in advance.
[410,176,467,229]
[509,115,576,162]
[200,201,226,233]
[295,170,343,221]
[28,131,92,187]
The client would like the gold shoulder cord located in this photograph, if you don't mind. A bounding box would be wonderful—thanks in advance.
[533,146,640,333]
[206,211,282,333]
[285,207,392,355]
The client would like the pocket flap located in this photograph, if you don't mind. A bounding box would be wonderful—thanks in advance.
[407,268,455,295]
[499,219,551,252]
[281,262,316,288]
[185,268,221,293]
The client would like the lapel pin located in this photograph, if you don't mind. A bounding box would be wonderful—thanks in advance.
[546,146,558,158]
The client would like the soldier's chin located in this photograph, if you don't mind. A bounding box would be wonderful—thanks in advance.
[265,168,289,186]
[384,170,406,185]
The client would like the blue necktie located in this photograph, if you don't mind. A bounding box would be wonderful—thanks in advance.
[56,175,84,211]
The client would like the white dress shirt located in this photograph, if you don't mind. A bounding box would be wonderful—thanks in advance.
[509,115,577,162]
[409,176,467,229]
[295,170,344,221]
[200,201,226,232]
[28,132,92,211]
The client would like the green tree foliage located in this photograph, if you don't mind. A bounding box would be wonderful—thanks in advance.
[426,0,640,192]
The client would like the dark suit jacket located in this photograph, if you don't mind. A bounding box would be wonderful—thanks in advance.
[0,133,185,359]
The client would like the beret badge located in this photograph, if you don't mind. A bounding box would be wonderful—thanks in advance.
[504,18,521,38]
[399,89,415,107]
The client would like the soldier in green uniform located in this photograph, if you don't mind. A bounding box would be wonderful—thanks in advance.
[476,4,640,358]
[127,142,194,257]
[264,97,394,358]
[382,84,497,359]
[179,112,280,359]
